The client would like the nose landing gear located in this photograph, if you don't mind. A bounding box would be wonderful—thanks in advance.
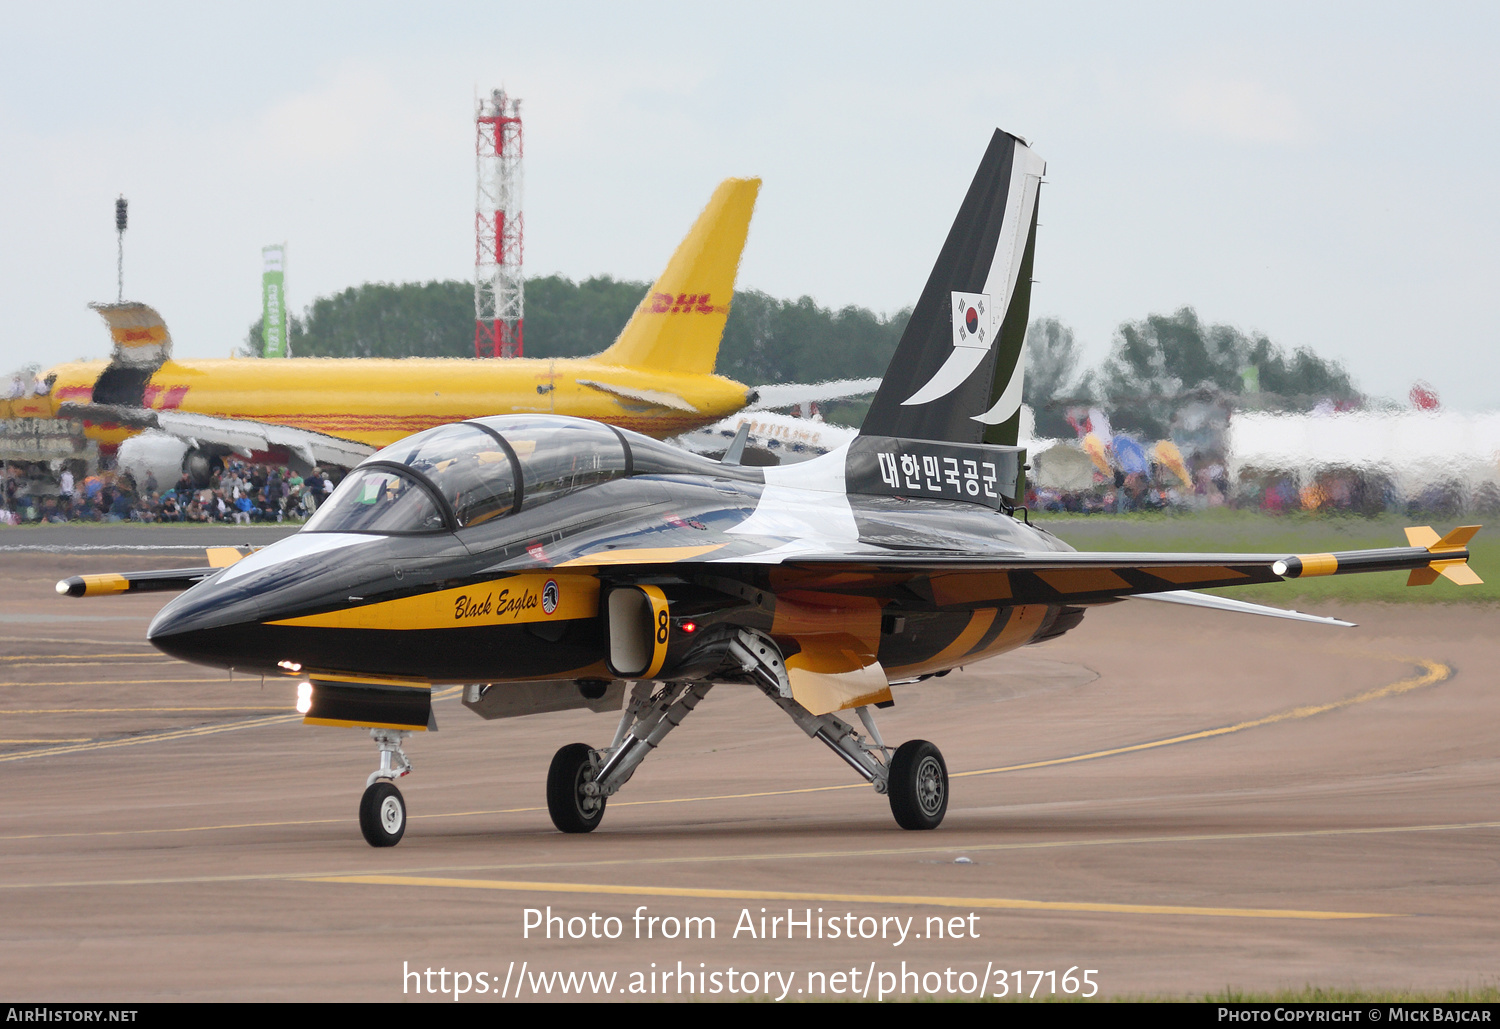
[358,729,412,847]
[359,780,406,846]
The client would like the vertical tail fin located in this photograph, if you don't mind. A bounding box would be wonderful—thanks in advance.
[88,302,173,367]
[859,131,1045,445]
[596,177,760,375]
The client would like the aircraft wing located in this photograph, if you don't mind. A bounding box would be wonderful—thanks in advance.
[55,546,249,597]
[745,378,882,411]
[754,533,1482,603]
[58,403,375,468]
[537,523,1480,611]
[56,566,219,597]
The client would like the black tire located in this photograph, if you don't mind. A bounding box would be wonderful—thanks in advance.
[888,740,948,831]
[547,743,605,834]
[359,781,406,847]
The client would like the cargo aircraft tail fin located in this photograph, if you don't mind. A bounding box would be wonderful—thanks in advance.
[597,177,761,376]
[859,130,1045,448]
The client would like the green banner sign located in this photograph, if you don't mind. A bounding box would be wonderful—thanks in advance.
[262,245,288,358]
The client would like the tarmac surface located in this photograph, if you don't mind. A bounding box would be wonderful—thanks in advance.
[1,526,1498,1001]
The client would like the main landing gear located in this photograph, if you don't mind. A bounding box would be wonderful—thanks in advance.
[887,739,948,831]
[755,676,949,832]
[546,681,713,833]
[543,631,950,835]
[546,742,605,833]
[359,729,412,847]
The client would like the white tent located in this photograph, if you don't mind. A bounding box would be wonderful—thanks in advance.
[1031,441,1097,490]
[1227,411,1500,497]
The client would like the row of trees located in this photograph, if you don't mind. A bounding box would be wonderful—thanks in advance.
[243,279,1356,436]
[1025,308,1360,438]
[241,275,908,383]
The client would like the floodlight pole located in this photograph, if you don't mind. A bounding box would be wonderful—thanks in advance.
[115,195,128,303]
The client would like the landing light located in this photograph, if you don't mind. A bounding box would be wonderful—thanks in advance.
[296,681,313,714]
[278,660,302,672]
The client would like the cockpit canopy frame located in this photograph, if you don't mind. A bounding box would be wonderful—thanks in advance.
[303,416,632,536]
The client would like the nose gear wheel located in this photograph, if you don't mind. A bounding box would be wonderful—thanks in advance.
[359,781,407,847]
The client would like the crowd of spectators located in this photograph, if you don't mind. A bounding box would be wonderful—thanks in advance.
[1026,460,1233,515]
[1,459,342,526]
[1,447,1486,527]
[1024,460,1491,518]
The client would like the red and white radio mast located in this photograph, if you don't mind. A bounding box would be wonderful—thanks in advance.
[474,89,523,358]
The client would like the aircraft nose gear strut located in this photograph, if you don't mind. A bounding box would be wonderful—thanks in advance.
[366,729,414,787]
[546,681,713,833]
[359,729,413,848]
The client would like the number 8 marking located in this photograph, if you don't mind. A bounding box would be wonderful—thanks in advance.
[657,609,669,644]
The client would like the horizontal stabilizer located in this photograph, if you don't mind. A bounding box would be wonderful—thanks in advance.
[1133,590,1355,627]
[746,378,882,411]
[575,379,698,412]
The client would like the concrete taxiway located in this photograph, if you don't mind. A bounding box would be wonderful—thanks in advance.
[1,528,1497,1000]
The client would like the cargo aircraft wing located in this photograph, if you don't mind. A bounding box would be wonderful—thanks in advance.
[56,402,376,470]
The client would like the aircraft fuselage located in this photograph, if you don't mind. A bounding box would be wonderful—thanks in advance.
[146,419,1080,689]
[40,356,755,449]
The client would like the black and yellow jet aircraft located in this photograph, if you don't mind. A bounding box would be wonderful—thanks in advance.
[60,130,1481,848]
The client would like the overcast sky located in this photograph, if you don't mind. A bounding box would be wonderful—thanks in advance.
[2,2,1497,407]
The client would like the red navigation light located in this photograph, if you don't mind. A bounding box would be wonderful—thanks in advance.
[680,620,698,634]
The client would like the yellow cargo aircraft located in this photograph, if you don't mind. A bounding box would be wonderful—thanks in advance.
[19,179,769,476]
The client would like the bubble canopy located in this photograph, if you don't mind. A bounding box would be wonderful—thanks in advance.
[303,416,629,535]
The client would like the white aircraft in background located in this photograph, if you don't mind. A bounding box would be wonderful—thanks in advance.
[676,388,1038,467]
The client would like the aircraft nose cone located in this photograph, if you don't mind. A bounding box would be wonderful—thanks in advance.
[147,581,264,669]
